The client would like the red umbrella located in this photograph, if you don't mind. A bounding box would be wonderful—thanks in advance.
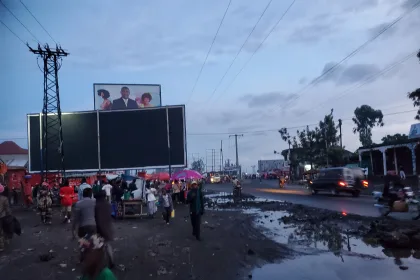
[151,172,170,181]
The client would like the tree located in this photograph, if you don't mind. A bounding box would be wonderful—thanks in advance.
[381,133,409,145]
[191,159,205,173]
[278,128,292,160]
[407,88,420,120]
[352,105,384,147]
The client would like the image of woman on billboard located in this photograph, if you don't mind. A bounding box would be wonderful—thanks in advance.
[97,89,112,110]
[136,92,154,108]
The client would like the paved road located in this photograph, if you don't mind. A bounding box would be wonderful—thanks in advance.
[205,180,383,217]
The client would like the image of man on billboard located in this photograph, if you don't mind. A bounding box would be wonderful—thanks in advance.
[94,84,161,111]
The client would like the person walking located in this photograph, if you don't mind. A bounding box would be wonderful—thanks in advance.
[38,182,53,224]
[145,183,157,218]
[172,180,180,204]
[0,184,12,252]
[159,189,173,225]
[94,190,114,268]
[187,181,204,241]
[60,179,75,224]
[101,181,113,202]
[78,178,92,202]
[73,188,96,239]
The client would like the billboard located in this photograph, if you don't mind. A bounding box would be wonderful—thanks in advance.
[94,83,161,111]
[258,159,286,173]
[27,106,186,172]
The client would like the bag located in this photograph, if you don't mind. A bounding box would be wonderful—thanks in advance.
[171,209,175,218]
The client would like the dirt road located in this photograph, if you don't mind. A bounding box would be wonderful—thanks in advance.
[0,204,289,280]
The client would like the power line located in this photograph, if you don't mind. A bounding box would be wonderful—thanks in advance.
[277,0,420,112]
[186,0,232,104]
[296,50,418,120]
[213,0,296,102]
[186,109,417,136]
[0,0,40,43]
[0,19,26,45]
[204,0,274,103]
[19,0,57,44]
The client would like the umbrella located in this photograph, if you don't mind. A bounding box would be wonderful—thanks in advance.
[171,170,202,180]
[151,172,170,181]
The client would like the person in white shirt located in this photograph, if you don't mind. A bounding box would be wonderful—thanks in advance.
[145,183,157,217]
[78,178,92,201]
[399,166,406,180]
[102,182,113,202]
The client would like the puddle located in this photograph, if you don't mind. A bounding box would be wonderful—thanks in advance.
[246,209,420,278]
[251,253,420,280]
[205,192,283,208]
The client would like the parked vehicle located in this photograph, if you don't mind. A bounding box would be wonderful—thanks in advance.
[373,186,420,219]
[308,167,368,197]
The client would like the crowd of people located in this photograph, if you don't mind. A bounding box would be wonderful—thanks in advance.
[0,175,206,279]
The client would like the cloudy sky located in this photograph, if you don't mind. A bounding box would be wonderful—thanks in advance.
[1,0,419,172]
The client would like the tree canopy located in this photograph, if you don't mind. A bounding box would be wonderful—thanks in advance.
[407,88,420,120]
[279,109,349,168]
[352,105,384,147]
[191,159,205,173]
[381,133,409,145]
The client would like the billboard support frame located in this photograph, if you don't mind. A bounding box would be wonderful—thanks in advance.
[96,110,102,171]
[166,107,172,176]
[27,105,186,173]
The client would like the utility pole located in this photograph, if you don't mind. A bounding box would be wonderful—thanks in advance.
[220,140,223,173]
[251,165,256,174]
[338,119,343,149]
[229,134,243,178]
[28,44,68,181]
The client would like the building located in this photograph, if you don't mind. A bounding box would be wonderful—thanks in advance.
[0,141,28,168]
[257,159,286,173]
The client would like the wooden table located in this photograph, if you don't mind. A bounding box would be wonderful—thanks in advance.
[122,200,147,218]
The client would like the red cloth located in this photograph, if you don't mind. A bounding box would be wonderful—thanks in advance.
[59,186,75,206]
[23,181,32,196]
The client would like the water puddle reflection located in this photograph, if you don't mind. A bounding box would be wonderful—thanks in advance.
[245,209,420,279]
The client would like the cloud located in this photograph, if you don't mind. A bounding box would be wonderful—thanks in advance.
[289,23,335,43]
[316,63,381,86]
[239,92,297,108]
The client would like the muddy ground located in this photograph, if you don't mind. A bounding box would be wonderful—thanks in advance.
[0,202,289,280]
[2,192,420,279]
[206,192,420,252]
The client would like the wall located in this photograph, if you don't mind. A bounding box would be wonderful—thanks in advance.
[0,154,29,163]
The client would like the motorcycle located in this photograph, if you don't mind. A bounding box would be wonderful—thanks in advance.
[373,186,420,220]
[233,183,242,198]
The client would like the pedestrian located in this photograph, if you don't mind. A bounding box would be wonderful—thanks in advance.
[59,179,75,224]
[145,182,157,217]
[78,178,92,202]
[187,181,204,241]
[37,182,53,224]
[79,234,117,280]
[94,190,114,268]
[73,188,96,240]
[32,183,39,209]
[92,180,102,197]
[159,189,173,225]
[128,179,137,192]
[0,183,12,252]
[21,177,32,209]
[101,181,112,202]
[172,180,180,204]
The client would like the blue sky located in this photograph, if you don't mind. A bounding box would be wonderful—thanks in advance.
[1,0,419,172]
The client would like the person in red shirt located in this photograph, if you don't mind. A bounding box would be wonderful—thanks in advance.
[21,177,33,208]
[59,179,75,224]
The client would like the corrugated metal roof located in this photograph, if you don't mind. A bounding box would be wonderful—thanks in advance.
[5,158,28,168]
[0,141,28,155]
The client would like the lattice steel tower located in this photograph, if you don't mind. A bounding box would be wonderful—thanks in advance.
[28,44,69,180]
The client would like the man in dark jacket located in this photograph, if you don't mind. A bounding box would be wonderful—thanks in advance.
[187,181,204,241]
[95,190,114,267]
